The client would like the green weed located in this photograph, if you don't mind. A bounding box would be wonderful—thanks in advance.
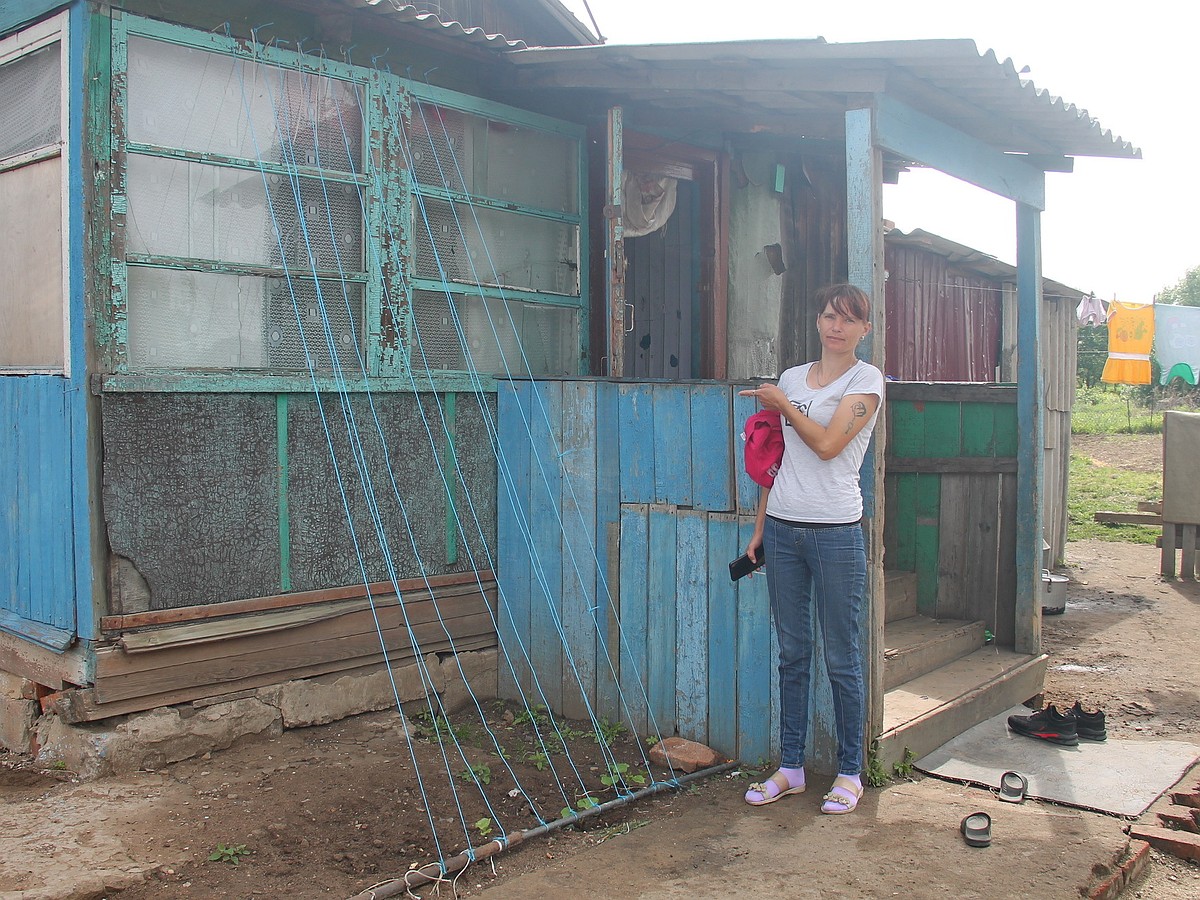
[594,718,626,746]
[474,817,493,839]
[559,795,600,818]
[864,741,888,788]
[208,843,251,865]
[600,761,647,790]
[892,748,917,780]
[458,763,492,785]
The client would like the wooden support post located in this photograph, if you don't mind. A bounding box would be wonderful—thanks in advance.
[1014,201,1045,656]
[605,106,626,377]
[1162,522,1178,578]
[845,104,887,743]
[1181,524,1197,581]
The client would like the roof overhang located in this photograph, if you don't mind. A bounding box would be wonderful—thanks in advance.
[502,38,1140,162]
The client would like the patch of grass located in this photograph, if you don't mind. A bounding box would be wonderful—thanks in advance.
[1072,386,1163,435]
[1067,454,1161,544]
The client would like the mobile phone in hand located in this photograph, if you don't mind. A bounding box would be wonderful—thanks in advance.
[728,552,765,582]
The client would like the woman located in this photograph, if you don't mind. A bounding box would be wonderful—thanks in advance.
[738,283,883,815]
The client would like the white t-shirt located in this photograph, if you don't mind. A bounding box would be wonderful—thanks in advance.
[765,359,884,524]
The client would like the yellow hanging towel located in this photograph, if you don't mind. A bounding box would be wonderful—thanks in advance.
[1101,301,1154,385]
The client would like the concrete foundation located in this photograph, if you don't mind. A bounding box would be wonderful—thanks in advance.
[11,648,498,779]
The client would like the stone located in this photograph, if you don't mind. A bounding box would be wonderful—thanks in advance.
[0,696,37,752]
[648,736,722,773]
[440,649,498,714]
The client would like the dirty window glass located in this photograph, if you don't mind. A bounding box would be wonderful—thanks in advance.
[0,27,65,374]
[123,36,368,373]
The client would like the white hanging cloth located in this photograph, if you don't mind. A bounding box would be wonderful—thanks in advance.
[621,170,677,238]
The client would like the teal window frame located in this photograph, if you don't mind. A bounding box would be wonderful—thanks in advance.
[103,16,587,393]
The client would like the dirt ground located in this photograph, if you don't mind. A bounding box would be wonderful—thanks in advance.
[1,434,1198,900]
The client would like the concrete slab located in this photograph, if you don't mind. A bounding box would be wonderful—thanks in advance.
[916,705,1200,817]
[475,774,1134,899]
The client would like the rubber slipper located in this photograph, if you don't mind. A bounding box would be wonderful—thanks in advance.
[744,770,805,806]
[999,771,1027,803]
[820,776,863,815]
[960,811,992,848]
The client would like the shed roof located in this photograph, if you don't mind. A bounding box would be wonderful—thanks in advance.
[886,227,1088,300]
[503,38,1139,161]
[332,0,599,50]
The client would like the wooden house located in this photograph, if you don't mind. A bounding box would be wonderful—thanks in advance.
[0,0,1137,772]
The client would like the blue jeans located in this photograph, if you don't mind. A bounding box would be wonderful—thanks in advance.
[764,517,866,775]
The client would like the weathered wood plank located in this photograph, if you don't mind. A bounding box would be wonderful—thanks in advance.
[885,473,918,572]
[886,383,1017,404]
[652,385,692,506]
[706,514,739,757]
[690,385,733,512]
[618,383,655,503]
[733,389,760,516]
[529,380,564,713]
[101,570,494,634]
[95,611,497,704]
[593,381,622,720]
[496,381,532,700]
[675,510,708,743]
[1181,524,1197,581]
[994,473,1019,648]
[937,475,971,620]
[736,517,772,764]
[922,403,962,457]
[960,403,997,457]
[56,634,497,724]
[618,504,649,736]
[888,400,925,458]
[559,380,597,721]
[887,457,1017,474]
[647,504,678,737]
[961,475,1001,629]
[1093,511,1163,526]
[915,474,941,615]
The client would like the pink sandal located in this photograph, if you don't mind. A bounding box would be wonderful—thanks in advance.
[821,776,863,814]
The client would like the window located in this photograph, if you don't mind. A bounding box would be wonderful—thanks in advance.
[112,19,585,383]
[0,14,69,375]
[121,32,370,373]
[405,98,585,376]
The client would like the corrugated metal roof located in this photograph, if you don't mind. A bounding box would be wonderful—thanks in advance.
[503,38,1139,160]
[886,227,1088,299]
[336,0,530,50]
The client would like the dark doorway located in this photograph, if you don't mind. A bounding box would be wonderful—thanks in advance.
[622,179,700,379]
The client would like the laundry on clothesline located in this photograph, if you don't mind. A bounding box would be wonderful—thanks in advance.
[1101,300,1154,386]
[1155,303,1200,386]
[1076,293,1107,326]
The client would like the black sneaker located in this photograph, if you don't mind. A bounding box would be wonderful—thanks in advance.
[1069,701,1107,742]
[1007,705,1079,746]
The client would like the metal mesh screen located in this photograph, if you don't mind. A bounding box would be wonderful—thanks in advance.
[0,42,60,161]
[410,289,578,376]
[408,104,577,213]
[127,36,363,173]
[413,198,578,295]
[126,154,364,270]
[127,267,363,372]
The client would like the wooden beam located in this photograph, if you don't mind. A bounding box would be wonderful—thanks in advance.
[1093,511,1163,525]
[875,95,1046,209]
[100,570,493,633]
[887,457,1018,474]
[1014,203,1044,656]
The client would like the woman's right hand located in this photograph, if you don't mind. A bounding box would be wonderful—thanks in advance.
[746,534,763,565]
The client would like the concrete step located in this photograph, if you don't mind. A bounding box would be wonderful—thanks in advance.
[884,570,918,623]
[883,615,985,691]
[876,647,1047,768]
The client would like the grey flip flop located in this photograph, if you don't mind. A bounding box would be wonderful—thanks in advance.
[999,770,1027,803]
[960,811,992,848]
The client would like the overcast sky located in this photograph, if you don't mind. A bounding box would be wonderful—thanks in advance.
[560,0,1199,301]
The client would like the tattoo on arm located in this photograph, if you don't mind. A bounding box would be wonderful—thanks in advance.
[843,401,868,435]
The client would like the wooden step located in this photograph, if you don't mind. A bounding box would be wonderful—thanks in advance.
[884,570,918,623]
[883,615,985,691]
[876,647,1047,768]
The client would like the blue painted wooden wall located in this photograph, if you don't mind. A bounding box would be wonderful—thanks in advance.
[0,377,85,649]
[497,379,845,769]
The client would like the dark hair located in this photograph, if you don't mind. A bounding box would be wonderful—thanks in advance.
[814,283,871,322]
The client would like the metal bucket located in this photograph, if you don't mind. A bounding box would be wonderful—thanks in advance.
[1041,569,1068,615]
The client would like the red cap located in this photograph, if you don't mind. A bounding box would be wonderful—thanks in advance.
[742,410,784,487]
